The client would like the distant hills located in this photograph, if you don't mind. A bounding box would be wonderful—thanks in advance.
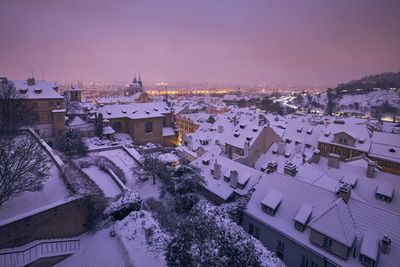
[334,71,400,95]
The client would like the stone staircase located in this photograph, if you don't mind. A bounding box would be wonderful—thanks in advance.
[0,238,80,267]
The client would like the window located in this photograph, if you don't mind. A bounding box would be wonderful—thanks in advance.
[301,255,318,267]
[32,102,38,109]
[145,121,153,133]
[323,236,333,249]
[249,223,260,239]
[276,240,284,260]
[48,101,53,107]
[57,115,63,122]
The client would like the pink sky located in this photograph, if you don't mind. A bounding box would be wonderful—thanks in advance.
[0,0,399,86]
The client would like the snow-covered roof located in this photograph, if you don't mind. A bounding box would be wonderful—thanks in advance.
[12,79,63,99]
[246,169,400,266]
[96,102,170,120]
[318,123,371,152]
[369,132,400,163]
[192,147,262,200]
[103,126,116,135]
[162,127,176,137]
[308,198,357,247]
[68,116,88,127]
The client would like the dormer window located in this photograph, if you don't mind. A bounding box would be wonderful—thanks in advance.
[261,190,282,216]
[240,123,247,129]
[307,128,313,134]
[234,133,240,137]
[252,128,258,132]
[324,130,330,137]
[106,110,111,115]
[19,88,27,94]
[145,110,150,114]
[154,108,159,111]
[294,204,312,232]
[297,126,303,133]
[121,110,127,114]
[389,148,396,153]
[246,136,252,141]
[358,137,365,144]
[375,183,394,203]
[132,110,137,114]
[34,88,42,94]
[164,107,169,111]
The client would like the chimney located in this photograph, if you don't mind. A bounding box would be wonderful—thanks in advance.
[218,125,224,133]
[328,153,340,169]
[367,161,377,178]
[338,182,351,203]
[233,116,238,126]
[312,149,320,163]
[213,160,221,179]
[244,141,250,157]
[267,161,278,173]
[229,170,238,189]
[380,235,391,254]
[27,77,35,86]
[284,161,297,176]
[277,141,286,155]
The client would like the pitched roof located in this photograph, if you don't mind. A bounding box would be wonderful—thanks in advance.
[309,198,357,247]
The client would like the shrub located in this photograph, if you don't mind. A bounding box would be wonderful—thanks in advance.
[105,189,142,220]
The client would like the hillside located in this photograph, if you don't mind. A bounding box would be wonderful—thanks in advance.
[334,71,400,95]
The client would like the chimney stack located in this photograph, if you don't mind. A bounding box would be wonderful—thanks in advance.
[328,153,340,169]
[338,182,351,203]
[312,149,320,163]
[213,160,221,179]
[218,125,224,133]
[381,235,391,254]
[367,161,377,178]
[284,161,297,176]
[244,141,250,157]
[27,77,35,86]
[277,141,286,155]
[229,170,238,189]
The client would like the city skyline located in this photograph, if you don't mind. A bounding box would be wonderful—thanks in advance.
[1,0,400,86]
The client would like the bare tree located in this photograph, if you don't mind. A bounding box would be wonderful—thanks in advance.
[0,79,32,130]
[0,131,52,207]
[64,92,81,115]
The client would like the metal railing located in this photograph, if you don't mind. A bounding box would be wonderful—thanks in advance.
[0,238,80,267]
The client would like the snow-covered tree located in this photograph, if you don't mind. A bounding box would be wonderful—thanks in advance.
[95,113,104,139]
[56,128,87,155]
[166,200,283,267]
[0,79,32,130]
[0,132,51,207]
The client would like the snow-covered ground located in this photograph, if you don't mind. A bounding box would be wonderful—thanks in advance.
[115,210,168,267]
[0,164,70,223]
[56,227,131,267]
[82,166,122,198]
[89,149,160,199]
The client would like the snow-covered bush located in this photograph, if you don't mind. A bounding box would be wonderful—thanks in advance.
[105,189,142,220]
[59,157,106,229]
[166,200,284,267]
